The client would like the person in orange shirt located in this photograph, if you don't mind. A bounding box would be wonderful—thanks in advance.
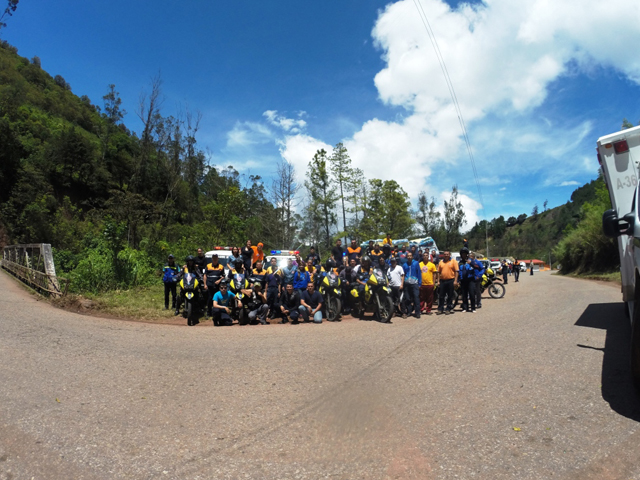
[251,242,265,269]
[436,250,459,315]
[419,252,437,314]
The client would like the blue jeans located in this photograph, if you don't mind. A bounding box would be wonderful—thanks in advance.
[404,283,420,316]
[299,305,323,323]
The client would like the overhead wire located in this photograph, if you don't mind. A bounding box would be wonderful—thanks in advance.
[411,0,489,252]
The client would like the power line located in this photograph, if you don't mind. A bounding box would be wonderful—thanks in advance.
[412,0,489,255]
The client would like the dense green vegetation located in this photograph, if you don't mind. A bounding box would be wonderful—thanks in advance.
[0,37,618,296]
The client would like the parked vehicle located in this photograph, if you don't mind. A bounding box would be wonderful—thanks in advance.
[599,124,640,388]
[318,270,342,322]
[179,271,200,326]
[349,266,394,323]
[481,265,505,298]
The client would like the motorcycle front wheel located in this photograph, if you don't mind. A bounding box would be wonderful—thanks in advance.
[376,294,394,323]
[488,283,506,299]
[327,296,342,322]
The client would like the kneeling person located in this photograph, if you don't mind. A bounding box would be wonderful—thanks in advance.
[212,282,236,326]
[278,283,301,324]
[247,283,269,325]
[299,281,324,323]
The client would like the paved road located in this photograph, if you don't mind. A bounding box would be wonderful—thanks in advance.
[1,269,640,479]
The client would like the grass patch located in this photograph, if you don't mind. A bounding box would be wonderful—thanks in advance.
[83,285,178,321]
[563,271,621,284]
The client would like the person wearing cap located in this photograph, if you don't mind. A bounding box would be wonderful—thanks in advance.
[204,253,225,318]
[162,254,180,311]
[251,242,265,269]
[387,257,405,316]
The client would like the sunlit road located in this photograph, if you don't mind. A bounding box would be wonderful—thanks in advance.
[1,268,640,479]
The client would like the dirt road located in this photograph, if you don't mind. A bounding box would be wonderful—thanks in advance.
[1,269,639,479]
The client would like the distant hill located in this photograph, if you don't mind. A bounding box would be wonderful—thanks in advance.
[465,176,606,265]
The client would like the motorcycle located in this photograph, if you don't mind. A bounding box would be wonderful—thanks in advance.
[229,270,251,325]
[481,267,505,298]
[350,266,394,323]
[318,270,342,322]
[179,272,200,326]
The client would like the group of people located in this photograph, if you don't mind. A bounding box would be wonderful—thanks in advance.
[161,234,506,326]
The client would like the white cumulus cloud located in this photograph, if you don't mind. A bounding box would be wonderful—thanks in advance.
[263,110,307,134]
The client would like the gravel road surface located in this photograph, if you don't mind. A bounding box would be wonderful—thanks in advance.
[1,268,640,480]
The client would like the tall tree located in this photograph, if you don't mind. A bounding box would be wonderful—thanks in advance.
[304,149,337,249]
[346,168,365,241]
[100,84,126,162]
[415,192,442,238]
[271,159,300,248]
[360,179,413,239]
[442,185,466,249]
[329,142,353,241]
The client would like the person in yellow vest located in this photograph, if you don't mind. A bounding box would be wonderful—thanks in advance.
[383,233,393,246]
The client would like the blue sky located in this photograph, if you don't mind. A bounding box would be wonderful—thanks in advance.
[3,0,640,228]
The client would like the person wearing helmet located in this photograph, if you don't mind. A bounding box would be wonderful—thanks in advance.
[174,255,203,317]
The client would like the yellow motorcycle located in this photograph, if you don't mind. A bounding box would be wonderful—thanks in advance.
[318,270,342,322]
[179,272,200,326]
[481,267,505,298]
[350,266,394,323]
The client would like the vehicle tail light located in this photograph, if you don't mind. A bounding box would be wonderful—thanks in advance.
[614,140,629,154]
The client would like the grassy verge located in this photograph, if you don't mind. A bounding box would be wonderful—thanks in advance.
[562,271,621,284]
[54,285,178,321]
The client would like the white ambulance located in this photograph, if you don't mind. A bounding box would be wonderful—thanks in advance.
[599,124,640,386]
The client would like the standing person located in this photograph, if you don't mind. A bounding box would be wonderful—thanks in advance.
[370,244,383,266]
[365,240,375,256]
[299,281,324,323]
[387,257,405,317]
[501,260,509,284]
[469,252,484,309]
[281,258,298,285]
[241,240,253,272]
[194,248,208,278]
[251,260,267,289]
[419,252,437,315]
[397,244,409,265]
[383,233,393,246]
[251,242,265,269]
[341,258,358,315]
[204,253,225,319]
[278,283,301,324]
[162,254,180,311]
[458,248,476,313]
[292,266,311,297]
[228,246,242,267]
[265,257,282,319]
[331,239,345,265]
[306,246,321,266]
[513,259,520,282]
[402,252,422,319]
[347,239,362,265]
[212,282,236,327]
[530,261,534,276]
[436,251,459,315]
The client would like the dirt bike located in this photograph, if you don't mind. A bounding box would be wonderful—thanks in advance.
[350,267,394,323]
[481,267,506,298]
[179,272,200,326]
[318,270,342,322]
[229,270,251,325]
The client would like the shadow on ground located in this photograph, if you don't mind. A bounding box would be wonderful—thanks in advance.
[575,302,640,422]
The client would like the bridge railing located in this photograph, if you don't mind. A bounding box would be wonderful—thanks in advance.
[1,244,69,297]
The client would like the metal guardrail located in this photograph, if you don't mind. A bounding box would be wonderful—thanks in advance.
[2,244,69,297]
